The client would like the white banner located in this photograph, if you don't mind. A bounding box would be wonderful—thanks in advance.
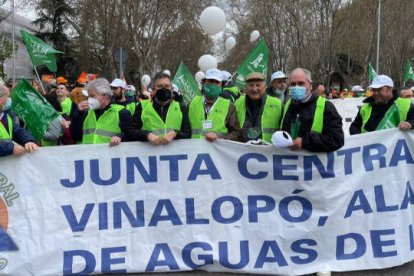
[330,97,365,136]
[1,129,414,275]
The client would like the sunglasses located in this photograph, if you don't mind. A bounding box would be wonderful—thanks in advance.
[290,81,306,86]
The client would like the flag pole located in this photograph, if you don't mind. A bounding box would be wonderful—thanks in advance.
[376,0,381,73]
[33,66,46,95]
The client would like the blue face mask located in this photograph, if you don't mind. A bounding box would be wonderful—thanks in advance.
[2,98,11,111]
[290,86,307,101]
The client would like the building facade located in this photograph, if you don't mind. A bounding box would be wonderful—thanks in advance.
[1,8,39,81]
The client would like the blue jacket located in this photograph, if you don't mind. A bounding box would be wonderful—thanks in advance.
[0,111,36,157]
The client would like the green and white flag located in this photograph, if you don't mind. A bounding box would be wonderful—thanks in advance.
[173,62,201,104]
[376,103,400,130]
[20,30,63,72]
[368,63,377,82]
[235,38,269,89]
[404,60,414,84]
[11,79,59,140]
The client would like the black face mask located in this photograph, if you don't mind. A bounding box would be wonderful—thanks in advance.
[155,87,172,102]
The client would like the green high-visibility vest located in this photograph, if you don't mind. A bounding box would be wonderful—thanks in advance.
[0,114,13,142]
[360,97,410,133]
[42,139,58,146]
[281,97,326,134]
[235,95,282,142]
[126,102,137,115]
[82,104,124,144]
[189,96,230,138]
[141,100,182,136]
[60,97,72,116]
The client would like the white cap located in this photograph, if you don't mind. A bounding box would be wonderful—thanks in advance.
[351,85,364,92]
[271,131,293,148]
[126,85,136,92]
[110,78,126,89]
[205,68,222,82]
[369,75,394,89]
[163,69,171,77]
[221,70,231,81]
[270,71,287,83]
[172,84,179,93]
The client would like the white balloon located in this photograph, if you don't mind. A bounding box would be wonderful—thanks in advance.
[250,30,260,42]
[199,6,226,35]
[195,71,205,83]
[198,54,218,72]
[225,36,236,52]
[163,69,171,77]
[141,74,151,87]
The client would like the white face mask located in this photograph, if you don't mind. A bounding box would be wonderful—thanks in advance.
[88,97,101,110]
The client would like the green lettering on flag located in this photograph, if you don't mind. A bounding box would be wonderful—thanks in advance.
[20,30,63,72]
[368,63,377,82]
[173,62,201,104]
[376,103,400,130]
[11,79,59,140]
[235,38,269,89]
[404,60,414,84]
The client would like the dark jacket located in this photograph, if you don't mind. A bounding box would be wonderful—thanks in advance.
[266,86,290,104]
[281,94,344,152]
[350,95,414,135]
[126,99,191,141]
[70,104,132,142]
[0,111,36,156]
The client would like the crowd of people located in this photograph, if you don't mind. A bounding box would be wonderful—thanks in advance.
[1,67,413,158]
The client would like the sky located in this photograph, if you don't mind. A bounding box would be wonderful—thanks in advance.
[3,0,37,20]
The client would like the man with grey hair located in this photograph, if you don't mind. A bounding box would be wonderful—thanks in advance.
[280,68,344,152]
[0,85,38,156]
[70,78,131,146]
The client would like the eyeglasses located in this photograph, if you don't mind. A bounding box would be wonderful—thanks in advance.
[290,81,306,86]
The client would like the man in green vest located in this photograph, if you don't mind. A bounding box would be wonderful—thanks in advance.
[350,75,414,134]
[0,85,38,156]
[280,68,344,152]
[126,72,190,145]
[188,68,242,142]
[110,78,136,115]
[235,72,282,143]
[56,84,75,117]
[70,78,131,146]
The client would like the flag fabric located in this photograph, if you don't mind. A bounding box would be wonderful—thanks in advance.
[376,103,400,130]
[20,30,63,72]
[404,61,414,84]
[368,63,377,82]
[11,79,59,140]
[235,38,269,89]
[172,63,201,104]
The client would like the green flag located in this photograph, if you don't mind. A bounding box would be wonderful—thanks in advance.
[376,103,400,130]
[20,30,63,72]
[404,60,414,84]
[173,63,201,104]
[368,63,377,82]
[235,38,269,89]
[11,79,59,140]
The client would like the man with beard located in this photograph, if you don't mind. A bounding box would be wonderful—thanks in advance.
[110,78,136,115]
[126,72,191,144]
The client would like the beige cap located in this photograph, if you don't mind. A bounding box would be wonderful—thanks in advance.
[245,72,265,82]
